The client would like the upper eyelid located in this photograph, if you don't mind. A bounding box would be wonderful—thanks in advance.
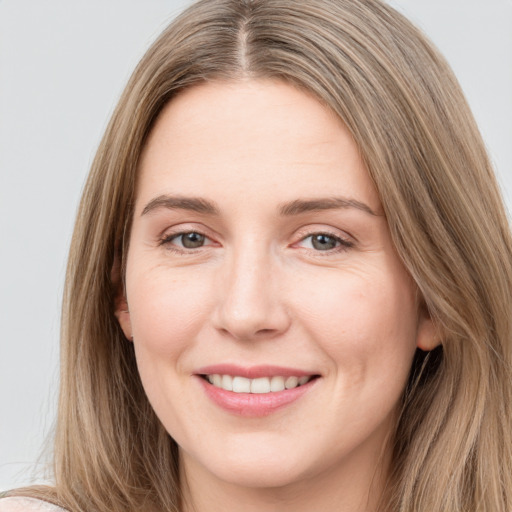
[160,230,213,244]
[293,225,356,244]
[299,232,349,243]
[161,228,209,239]
[159,223,216,240]
[158,225,354,239]
[156,222,356,245]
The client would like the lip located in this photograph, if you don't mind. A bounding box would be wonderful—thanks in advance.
[195,364,320,417]
[195,364,316,379]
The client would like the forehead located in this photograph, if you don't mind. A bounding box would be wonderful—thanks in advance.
[136,79,381,214]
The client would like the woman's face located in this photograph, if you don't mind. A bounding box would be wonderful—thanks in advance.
[117,80,435,495]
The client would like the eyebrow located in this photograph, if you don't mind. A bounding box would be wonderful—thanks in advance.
[279,197,379,217]
[141,195,220,216]
[141,194,379,217]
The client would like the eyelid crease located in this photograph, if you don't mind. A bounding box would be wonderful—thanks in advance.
[157,220,218,242]
[293,224,357,244]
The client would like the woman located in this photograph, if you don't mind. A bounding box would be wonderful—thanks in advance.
[2,0,511,510]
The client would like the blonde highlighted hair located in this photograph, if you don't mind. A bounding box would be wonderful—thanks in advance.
[10,0,512,510]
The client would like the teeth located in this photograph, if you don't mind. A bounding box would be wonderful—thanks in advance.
[221,374,233,391]
[232,376,251,393]
[205,374,313,393]
[251,377,271,394]
[270,376,285,392]
[285,376,299,389]
[298,376,309,385]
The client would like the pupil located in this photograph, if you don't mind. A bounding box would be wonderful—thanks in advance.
[182,232,205,248]
[312,234,337,250]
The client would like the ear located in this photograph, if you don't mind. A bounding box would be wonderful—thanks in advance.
[111,244,133,341]
[114,293,133,341]
[416,303,441,351]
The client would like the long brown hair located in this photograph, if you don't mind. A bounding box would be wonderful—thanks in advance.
[10,1,512,510]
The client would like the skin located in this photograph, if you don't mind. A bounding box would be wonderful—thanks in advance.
[116,80,437,512]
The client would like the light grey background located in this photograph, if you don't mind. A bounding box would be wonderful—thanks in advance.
[1,0,511,491]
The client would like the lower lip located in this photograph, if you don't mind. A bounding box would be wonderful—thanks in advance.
[198,377,318,417]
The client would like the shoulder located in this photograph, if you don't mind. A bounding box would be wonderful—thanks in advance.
[0,497,68,512]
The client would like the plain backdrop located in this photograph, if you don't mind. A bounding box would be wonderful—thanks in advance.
[1,0,511,492]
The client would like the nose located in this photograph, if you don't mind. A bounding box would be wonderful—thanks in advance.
[212,245,291,341]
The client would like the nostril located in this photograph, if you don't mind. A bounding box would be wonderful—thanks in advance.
[256,328,277,335]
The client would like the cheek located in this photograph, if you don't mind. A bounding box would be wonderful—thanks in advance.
[125,265,212,431]
[125,264,217,421]
[294,266,419,380]
[127,264,212,352]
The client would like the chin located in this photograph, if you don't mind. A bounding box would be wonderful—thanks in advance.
[209,460,309,490]
[181,440,316,490]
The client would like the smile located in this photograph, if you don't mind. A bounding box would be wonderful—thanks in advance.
[196,365,320,416]
[203,374,314,393]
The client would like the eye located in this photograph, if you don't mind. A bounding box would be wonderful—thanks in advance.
[298,233,353,252]
[161,231,211,249]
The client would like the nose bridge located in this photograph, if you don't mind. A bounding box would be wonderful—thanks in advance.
[213,237,289,340]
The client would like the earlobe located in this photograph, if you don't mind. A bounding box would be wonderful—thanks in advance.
[114,294,133,341]
[416,306,441,351]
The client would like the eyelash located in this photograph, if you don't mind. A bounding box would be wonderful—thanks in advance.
[159,230,213,254]
[296,231,354,255]
[158,230,354,255]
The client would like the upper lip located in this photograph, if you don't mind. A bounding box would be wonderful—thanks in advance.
[195,364,319,379]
